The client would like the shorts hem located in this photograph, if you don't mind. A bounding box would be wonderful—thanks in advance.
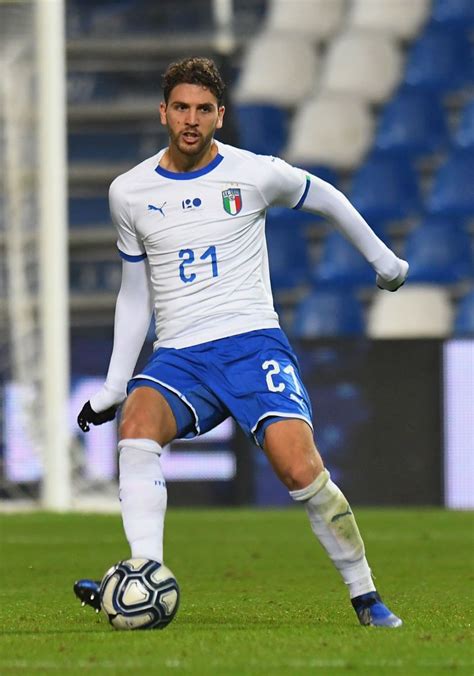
[129,374,201,435]
[251,411,313,447]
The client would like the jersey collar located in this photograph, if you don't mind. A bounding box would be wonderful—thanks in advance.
[155,152,224,180]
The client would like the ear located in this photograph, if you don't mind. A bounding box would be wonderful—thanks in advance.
[159,102,167,126]
[216,105,225,130]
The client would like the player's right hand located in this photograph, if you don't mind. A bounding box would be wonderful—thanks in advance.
[77,401,118,433]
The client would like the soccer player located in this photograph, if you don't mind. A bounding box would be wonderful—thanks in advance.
[75,57,408,627]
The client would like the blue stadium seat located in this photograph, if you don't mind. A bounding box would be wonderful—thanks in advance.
[69,197,110,227]
[431,0,474,29]
[292,289,365,338]
[374,88,449,159]
[68,73,114,104]
[233,0,268,35]
[68,132,143,162]
[350,155,421,224]
[68,0,213,36]
[234,104,288,156]
[70,260,121,292]
[426,150,474,218]
[404,222,473,283]
[266,213,312,291]
[454,289,474,336]
[403,25,472,92]
[313,232,374,288]
[68,71,159,104]
[454,100,474,149]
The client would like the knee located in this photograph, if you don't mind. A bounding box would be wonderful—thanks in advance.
[119,416,145,440]
[279,460,324,492]
[119,403,146,439]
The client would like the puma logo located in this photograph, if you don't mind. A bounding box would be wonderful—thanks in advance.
[331,506,353,522]
[148,202,166,216]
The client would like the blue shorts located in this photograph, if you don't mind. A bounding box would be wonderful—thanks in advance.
[127,328,313,447]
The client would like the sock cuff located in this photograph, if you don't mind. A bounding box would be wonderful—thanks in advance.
[118,438,163,456]
[289,468,330,502]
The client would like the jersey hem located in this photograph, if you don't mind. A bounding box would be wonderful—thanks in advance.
[153,318,281,350]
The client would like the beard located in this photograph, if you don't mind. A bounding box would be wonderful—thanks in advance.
[169,126,214,157]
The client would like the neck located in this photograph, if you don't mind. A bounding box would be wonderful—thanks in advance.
[161,140,218,173]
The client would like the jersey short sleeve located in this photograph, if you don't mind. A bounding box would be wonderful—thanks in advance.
[109,177,146,260]
[256,156,309,209]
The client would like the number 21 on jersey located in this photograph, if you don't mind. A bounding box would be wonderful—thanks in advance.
[179,245,218,283]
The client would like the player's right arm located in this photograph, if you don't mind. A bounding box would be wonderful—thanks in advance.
[77,177,153,432]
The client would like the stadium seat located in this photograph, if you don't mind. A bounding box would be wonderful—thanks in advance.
[292,289,365,338]
[233,0,268,36]
[350,155,421,224]
[404,223,473,284]
[67,0,137,36]
[70,260,121,292]
[312,231,374,288]
[69,196,110,227]
[367,285,453,338]
[264,0,346,42]
[68,70,160,104]
[454,100,474,149]
[68,132,143,163]
[454,288,474,336]
[426,150,474,218]
[266,215,311,291]
[349,0,430,40]
[234,104,288,156]
[68,72,116,104]
[234,33,320,107]
[285,93,374,171]
[431,0,474,29]
[373,89,449,159]
[70,0,214,36]
[320,30,402,105]
[403,25,472,92]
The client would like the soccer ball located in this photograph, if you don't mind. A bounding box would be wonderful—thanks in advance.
[100,557,180,630]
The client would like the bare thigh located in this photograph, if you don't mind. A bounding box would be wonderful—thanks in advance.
[263,419,324,491]
[119,386,177,446]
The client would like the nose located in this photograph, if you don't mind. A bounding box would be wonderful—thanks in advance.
[185,108,198,126]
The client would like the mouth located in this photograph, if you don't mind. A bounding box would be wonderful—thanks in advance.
[181,130,200,145]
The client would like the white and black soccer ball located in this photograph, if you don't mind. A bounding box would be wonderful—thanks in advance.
[100,558,180,630]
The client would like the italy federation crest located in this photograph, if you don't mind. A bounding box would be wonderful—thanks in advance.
[222,188,242,215]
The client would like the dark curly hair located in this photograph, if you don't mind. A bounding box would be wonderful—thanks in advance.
[162,57,225,105]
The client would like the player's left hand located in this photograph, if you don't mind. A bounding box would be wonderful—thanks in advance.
[376,259,409,292]
[77,401,118,433]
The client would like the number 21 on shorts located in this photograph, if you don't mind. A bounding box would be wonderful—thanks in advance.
[262,359,303,394]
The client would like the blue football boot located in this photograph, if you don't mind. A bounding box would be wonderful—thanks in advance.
[351,591,403,627]
[74,579,101,613]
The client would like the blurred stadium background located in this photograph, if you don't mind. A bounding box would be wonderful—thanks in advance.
[0,0,473,511]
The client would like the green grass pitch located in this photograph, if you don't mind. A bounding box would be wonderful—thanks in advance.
[0,508,473,675]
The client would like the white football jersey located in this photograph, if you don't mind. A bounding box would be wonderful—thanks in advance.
[109,141,309,348]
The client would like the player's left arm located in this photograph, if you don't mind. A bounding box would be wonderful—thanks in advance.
[298,175,408,291]
[258,157,407,291]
